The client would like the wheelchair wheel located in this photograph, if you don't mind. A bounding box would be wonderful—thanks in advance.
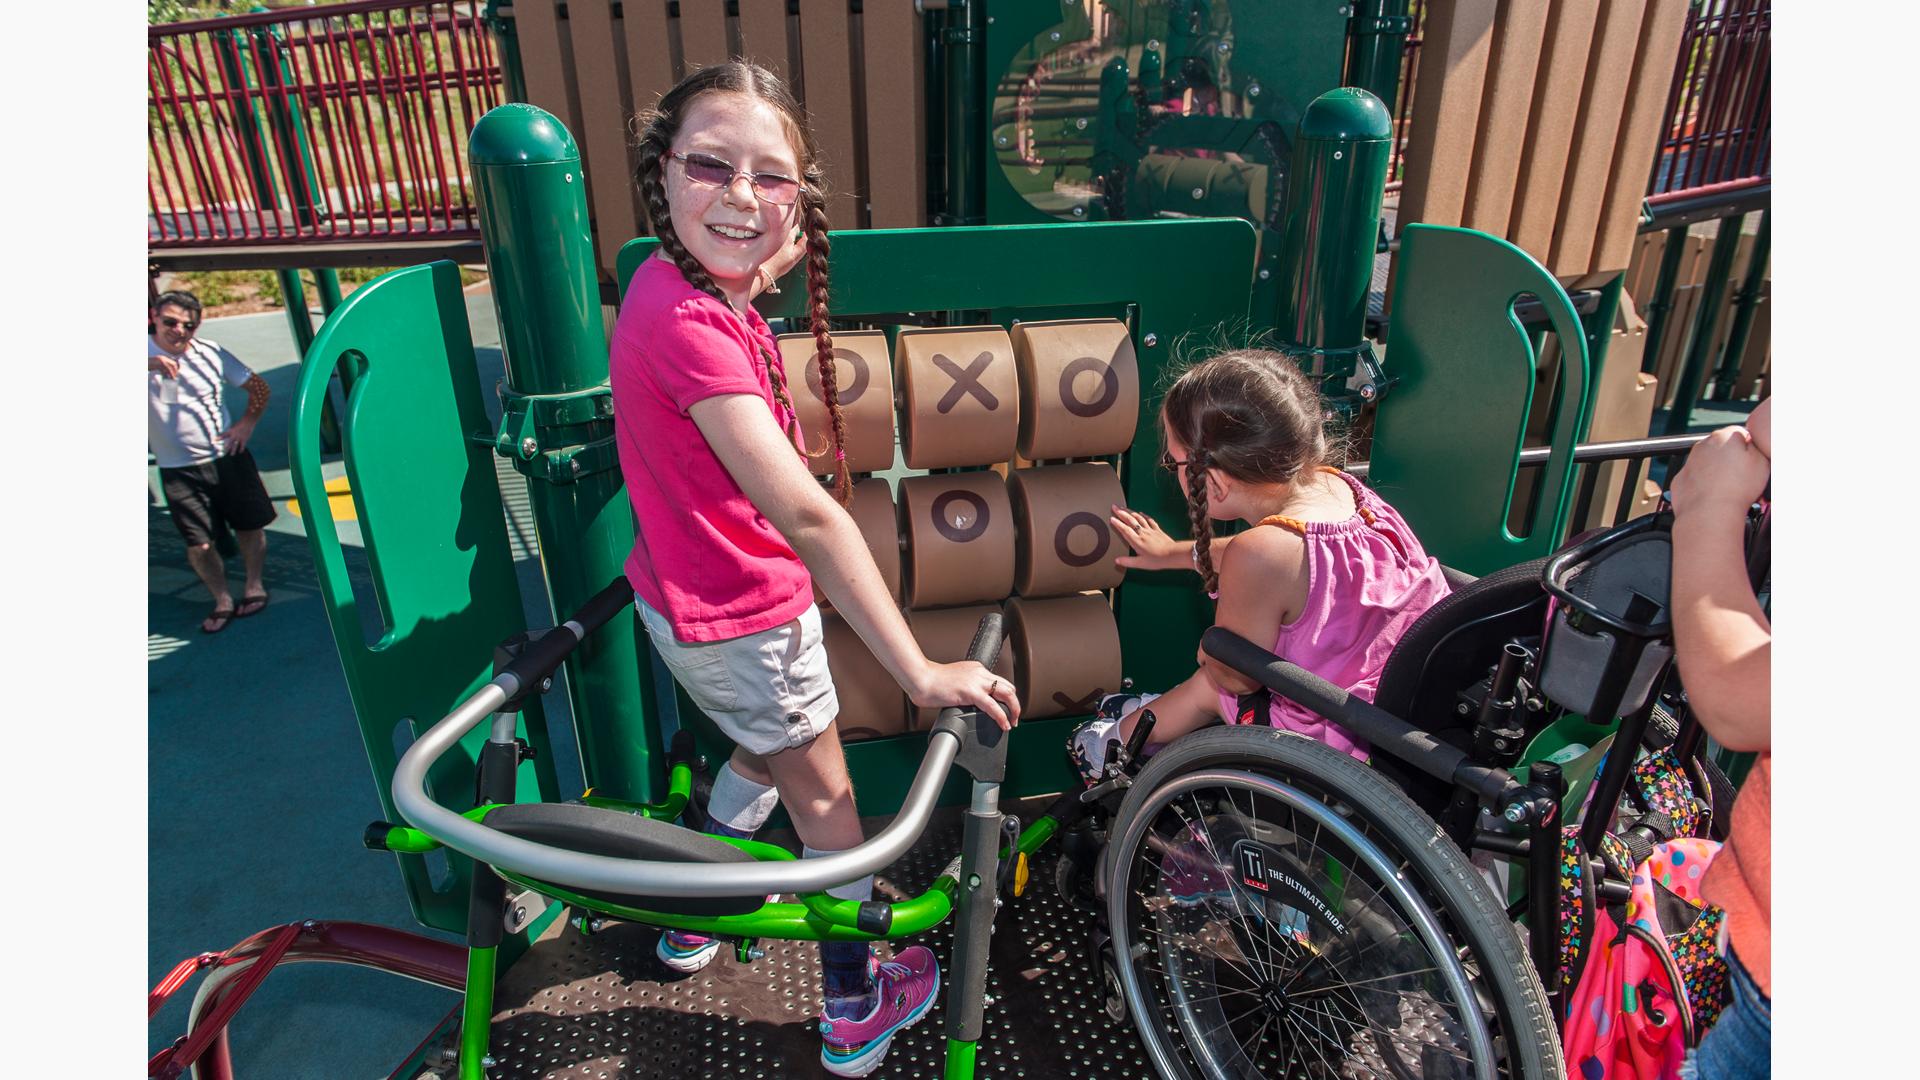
[1104,727,1561,1079]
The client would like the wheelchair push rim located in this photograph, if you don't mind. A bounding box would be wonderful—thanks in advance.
[1108,767,1499,1080]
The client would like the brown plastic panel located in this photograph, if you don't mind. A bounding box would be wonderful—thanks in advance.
[821,613,908,742]
[1005,594,1124,721]
[905,605,1016,729]
[1007,463,1126,599]
[899,472,1015,609]
[897,326,1019,469]
[777,329,896,476]
[1011,318,1139,460]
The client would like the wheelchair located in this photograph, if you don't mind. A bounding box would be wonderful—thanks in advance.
[365,505,1750,1080]
[1037,505,1759,1080]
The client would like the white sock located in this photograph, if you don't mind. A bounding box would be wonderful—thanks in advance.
[804,844,875,902]
[708,762,780,834]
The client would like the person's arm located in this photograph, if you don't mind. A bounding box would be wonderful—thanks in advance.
[1198,525,1304,696]
[1668,421,1771,752]
[1108,505,1233,572]
[688,394,1018,729]
[216,345,269,453]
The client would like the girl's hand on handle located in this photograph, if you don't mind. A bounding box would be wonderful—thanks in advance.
[1109,505,1184,570]
[908,660,1021,732]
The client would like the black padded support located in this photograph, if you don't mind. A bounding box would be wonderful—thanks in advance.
[1373,557,1550,725]
[483,802,764,917]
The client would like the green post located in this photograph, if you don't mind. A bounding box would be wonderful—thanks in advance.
[1344,1,1413,111]
[457,945,496,1080]
[314,268,344,315]
[469,104,659,801]
[1712,209,1769,400]
[1273,87,1393,374]
[1661,214,1744,434]
[484,0,528,104]
[942,0,985,225]
[1639,224,1690,374]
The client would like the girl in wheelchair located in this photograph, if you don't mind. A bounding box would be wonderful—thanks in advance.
[1070,349,1453,783]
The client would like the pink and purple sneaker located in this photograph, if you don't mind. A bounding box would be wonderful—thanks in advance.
[818,945,940,1077]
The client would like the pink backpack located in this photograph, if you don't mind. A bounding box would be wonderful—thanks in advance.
[1561,835,1731,1079]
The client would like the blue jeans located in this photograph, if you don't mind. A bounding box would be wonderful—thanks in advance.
[1681,948,1770,1080]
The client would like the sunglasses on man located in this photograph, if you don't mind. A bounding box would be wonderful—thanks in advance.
[159,316,199,332]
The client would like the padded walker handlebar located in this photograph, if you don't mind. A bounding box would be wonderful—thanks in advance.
[393,596,1002,898]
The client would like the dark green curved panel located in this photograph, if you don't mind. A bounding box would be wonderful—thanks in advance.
[290,261,558,932]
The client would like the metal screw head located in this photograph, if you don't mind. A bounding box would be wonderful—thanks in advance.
[1457,702,1472,715]
[1071,205,1086,217]
[1076,117,1088,130]
[564,173,573,183]
[1217,40,1230,53]
[997,134,1009,146]
[1359,383,1379,401]
[512,905,526,922]
[520,437,538,456]
[539,676,553,692]
[1258,267,1271,280]
[1147,39,1160,51]
[1191,187,1205,199]
[1248,82,1261,97]
[481,1056,498,1069]
[1050,30,1061,42]
[1143,333,1159,347]
[1503,802,1529,824]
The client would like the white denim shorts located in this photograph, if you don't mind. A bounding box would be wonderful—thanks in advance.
[636,598,840,757]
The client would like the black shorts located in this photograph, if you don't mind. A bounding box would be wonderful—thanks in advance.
[161,450,278,548]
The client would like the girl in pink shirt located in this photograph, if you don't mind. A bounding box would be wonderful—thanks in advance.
[613,62,1018,1077]
[1071,350,1451,780]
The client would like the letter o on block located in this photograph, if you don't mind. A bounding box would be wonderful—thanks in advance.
[899,472,1015,608]
[778,329,896,475]
[1008,463,1125,598]
[905,605,1017,729]
[1005,593,1123,720]
[815,477,902,610]
[821,613,908,741]
[1011,318,1139,460]
[896,326,1018,469]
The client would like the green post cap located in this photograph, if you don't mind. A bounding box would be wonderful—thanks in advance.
[1297,87,1393,143]
[469,103,581,166]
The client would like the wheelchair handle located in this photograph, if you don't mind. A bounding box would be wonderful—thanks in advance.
[392,609,1000,898]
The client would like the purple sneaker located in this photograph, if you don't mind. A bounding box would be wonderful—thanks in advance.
[818,945,940,1077]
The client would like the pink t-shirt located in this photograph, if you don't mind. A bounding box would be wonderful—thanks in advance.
[611,255,813,642]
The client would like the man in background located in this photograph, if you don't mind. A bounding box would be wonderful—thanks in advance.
[148,290,275,634]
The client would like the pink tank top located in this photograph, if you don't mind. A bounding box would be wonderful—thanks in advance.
[1215,468,1452,760]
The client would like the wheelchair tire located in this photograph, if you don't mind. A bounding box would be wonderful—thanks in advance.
[1104,726,1562,1080]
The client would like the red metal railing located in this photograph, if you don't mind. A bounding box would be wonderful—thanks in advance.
[1647,0,1769,202]
[1387,0,1425,187]
[148,0,503,250]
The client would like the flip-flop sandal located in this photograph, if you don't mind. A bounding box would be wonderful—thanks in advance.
[201,608,236,634]
[234,592,270,618]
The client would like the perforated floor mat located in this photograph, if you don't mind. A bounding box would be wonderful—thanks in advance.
[439,803,1155,1079]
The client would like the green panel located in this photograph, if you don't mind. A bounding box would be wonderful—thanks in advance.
[291,262,558,932]
[619,219,1259,806]
[1368,225,1596,576]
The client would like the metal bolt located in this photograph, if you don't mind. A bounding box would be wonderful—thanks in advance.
[1121,676,1134,689]
[1191,187,1205,199]
[1217,40,1230,53]
[1341,4,1354,15]
[539,676,553,693]
[1075,117,1088,130]
[1248,82,1262,97]
[969,874,982,889]
[1147,39,1160,51]
[512,905,526,923]
[1143,333,1159,347]
[1334,150,1344,160]
[1050,31,1061,42]
[1258,268,1271,280]
[1071,206,1086,217]
[303,920,317,930]
[481,1056,498,1069]
[441,1046,459,1061]
[747,946,767,960]
[521,437,538,456]
[1503,802,1529,824]
[1457,702,1472,715]
[997,134,1009,146]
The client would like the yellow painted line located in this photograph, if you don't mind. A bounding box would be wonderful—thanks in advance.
[285,476,357,521]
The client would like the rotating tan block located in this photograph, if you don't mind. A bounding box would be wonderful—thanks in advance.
[1008,463,1125,598]
[778,329,896,476]
[1011,318,1140,460]
[821,613,908,742]
[815,477,902,610]
[899,472,1015,608]
[1005,593,1123,720]
[896,325,1018,469]
[905,604,1017,729]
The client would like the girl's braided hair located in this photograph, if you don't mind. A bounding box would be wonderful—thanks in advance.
[1161,349,1329,594]
[632,61,853,506]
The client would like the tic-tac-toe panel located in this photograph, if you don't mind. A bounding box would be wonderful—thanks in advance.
[1007,463,1125,598]
[895,326,1019,470]
[1011,318,1140,460]
[906,604,1019,730]
[778,330,896,476]
[1006,593,1126,721]
[821,612,909,741]
[898,472,1017,609]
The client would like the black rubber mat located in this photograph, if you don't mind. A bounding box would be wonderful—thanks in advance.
[441,801,1154,1079]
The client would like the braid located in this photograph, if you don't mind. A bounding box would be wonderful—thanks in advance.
[803,195,852,506]
[1184,450,1218,594]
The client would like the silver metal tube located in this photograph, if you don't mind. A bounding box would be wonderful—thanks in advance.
[393,686,963,896]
